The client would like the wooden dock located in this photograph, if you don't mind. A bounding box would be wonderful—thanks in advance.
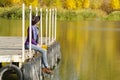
[0,36,61,80]
[0,36,61,62]
[0,37,22,54]
[0,37,22,62]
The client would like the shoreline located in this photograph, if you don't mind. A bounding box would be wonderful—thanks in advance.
[0,7,120,21]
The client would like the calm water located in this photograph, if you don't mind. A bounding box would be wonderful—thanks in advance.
[0,18,120,80]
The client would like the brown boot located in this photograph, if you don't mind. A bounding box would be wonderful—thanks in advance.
[42,68,54,75]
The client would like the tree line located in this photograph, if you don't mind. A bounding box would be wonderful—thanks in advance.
[0,0,120,13]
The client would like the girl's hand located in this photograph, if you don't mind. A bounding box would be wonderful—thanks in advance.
[37,44,42,48]
[37,44,40,47]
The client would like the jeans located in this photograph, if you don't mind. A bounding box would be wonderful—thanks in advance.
[25,44,49,68]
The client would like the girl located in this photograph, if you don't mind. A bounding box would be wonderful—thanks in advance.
[25,16,53,74]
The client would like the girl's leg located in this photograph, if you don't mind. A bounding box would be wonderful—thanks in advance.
[25,44,49,68]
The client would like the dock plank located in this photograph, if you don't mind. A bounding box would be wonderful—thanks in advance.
[0,37,22,55]
[0,36,49,55]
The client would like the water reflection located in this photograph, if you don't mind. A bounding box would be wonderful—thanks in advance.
[0,18,22,36]
[0,18,120,80]
[57,21,120,80]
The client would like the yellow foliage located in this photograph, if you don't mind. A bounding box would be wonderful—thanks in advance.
[64,0,76,9]
[2,0,120,11]
[31,0,39,7]
[53,0,62,8]
[90,0,103,9]
[75,0,83,9]
[83,0,90,8]
[23,0,39,7]
[12,0,20,3]
[111,0,120,9]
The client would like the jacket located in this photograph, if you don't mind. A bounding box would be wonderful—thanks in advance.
[25,25,39,45]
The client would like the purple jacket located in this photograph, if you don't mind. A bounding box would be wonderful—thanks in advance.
[25,25,39,45]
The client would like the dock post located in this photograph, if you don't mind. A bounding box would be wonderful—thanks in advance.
[29,5,32,58]
[55,8,57,41]
[40,8,43,46]
[52,9,54,43]
[39,58,42,80]
[46,9,48,45]
[36,7,38,16]
[22,3,25,63]
[49,9,51,45]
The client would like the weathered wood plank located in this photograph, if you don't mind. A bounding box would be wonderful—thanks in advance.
[0,36,49,55]
[0,37,22,55]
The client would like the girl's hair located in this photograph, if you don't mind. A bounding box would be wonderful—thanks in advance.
[32,16,40,25]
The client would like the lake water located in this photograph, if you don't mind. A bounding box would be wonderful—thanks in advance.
[0,18,120,80]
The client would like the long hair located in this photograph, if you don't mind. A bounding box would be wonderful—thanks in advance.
[32,16,40,25]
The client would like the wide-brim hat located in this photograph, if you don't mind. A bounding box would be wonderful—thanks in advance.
[32,16,40,25]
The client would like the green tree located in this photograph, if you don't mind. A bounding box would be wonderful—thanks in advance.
[0,0,13,7]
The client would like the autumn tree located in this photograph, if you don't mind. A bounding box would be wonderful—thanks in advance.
[101,0,112,13]
[1,0,120,12]
[63,0,76,10]
[52,0,62,8]
[23,0,39,7]
[83,0,90,8]
[12,0,21,5]
[41,0,52,7]
[90,0,103,9]
[110,0,120,10]
[75,0,83,9]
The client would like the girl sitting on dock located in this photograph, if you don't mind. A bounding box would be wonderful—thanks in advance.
[25,16,53,74]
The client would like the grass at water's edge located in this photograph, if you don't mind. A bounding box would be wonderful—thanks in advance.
[0,6,120,21]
